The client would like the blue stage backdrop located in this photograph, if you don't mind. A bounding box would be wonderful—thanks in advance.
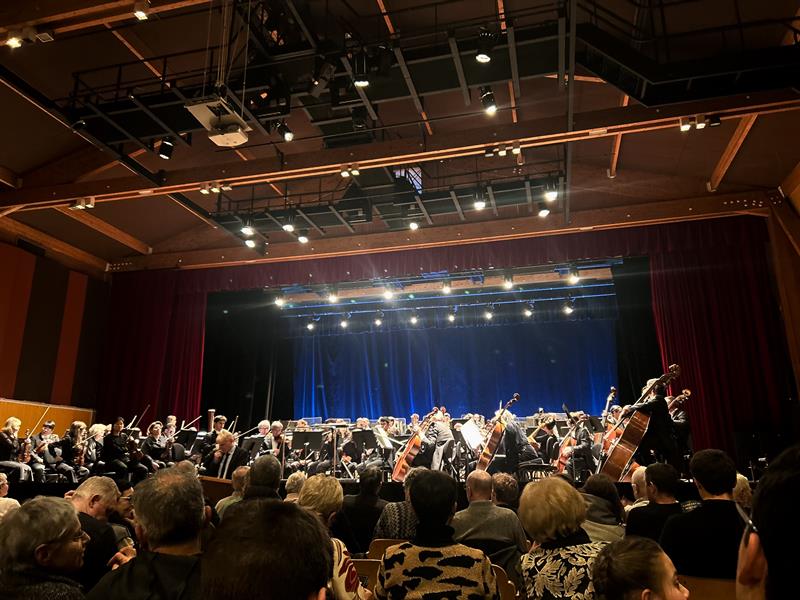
[293,319,617,420]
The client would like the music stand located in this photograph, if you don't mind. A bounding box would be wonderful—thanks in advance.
[290,430,323,459]
[352,429,376,454]
[240,435,263,461]
[372,426,394,451]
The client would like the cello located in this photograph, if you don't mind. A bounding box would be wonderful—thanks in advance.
[475,393,520,472]
[554,403,578,474]
[391,408,438,483]
[600,364,680,481]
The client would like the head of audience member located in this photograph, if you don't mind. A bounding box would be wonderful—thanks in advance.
[202,499,332,600]
[3,417,21,435]
[88,423,105,442]
[114,480,135,521]
[690,449,736,500]
[41,420,56,438]
[593,536,689,600]
[213,416,227,432]
[147,421,163,438]
[0,472,10,498]
[359,466,382,498]
[245,454,281,498]
[0,497,89,577]
[174,460,198,476]
[645,463,680,503]
[231,466,250,496]
[466,470,493,503]
[583,474,625,524]
[133,469,206,554]
[631,465,649,502]
[257,420,270,436]
[736,445,800,600]
[216,430,235,454]
[299,475,344,527]
[734,473,753,511]
[270,421,284,437]
[410,469,458,529]
[285,471,306,501]
[111,417,125,435]
[403,467,424,501]
[71,476,120,522]
[492,472,519,509]
[519,477,586,544]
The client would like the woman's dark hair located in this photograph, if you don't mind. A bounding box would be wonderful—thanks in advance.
[582,474,624,524]
[592,537,664,600]
[410,470,458,525]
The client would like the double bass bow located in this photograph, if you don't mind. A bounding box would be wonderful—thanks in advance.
[475,393,520,472]
[391,408,438,483]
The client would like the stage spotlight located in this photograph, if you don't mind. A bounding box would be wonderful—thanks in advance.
[538,204,551,218]
[695,115,707,130]
[282,217,295,233]
[350,166,360,176]
[475,27,495,64]
[563,298,575,315]
[442,283,452,294]
[544,181,559,202]
[480,86,497,115]
[276,121,294,142]
[484,309,494,320]
[498,146,507,157]
[340,167,350,178]
[410,315,419,325]
[679,117,693,132]
[199,184,211,195]
[707,115,721,127]
[306,322,315,331]
[383,289,394,300]
[523,307,533,317]
[447,312,456,322]
[353,49,370,88]
[245,239,257,249]
[503,277,513,290]
[374,318,382,326]
[409,220,420,231]
[340,319,349,328]
[567,268,580,285]
[512,142,521,155]
[474,196,486,210]
[157,137,174,160]
[133,1,150,20]
[275,297,286,307]
[210,183,221,194]
[5,35,22,49]
[297,233,309,244]
[309,59,336,98]
[328,292,339,303]
[241,218,255,237]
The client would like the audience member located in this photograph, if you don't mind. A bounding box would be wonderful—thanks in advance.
[88,470,206,599]
[452,470,528,588]
[734,473,753,511]
[736,444,800,600]
[519,476,606,600]
[375,469,498,600]
[0,472,21,522]
[299,475,372,600]
[202,499,332,600]
[593,536,689,600]
[109,480,136,550]
[284,471,306,503]
[0,496,89,599]
[660,449,744,579]
[341,466,387,554]
[491,472,520,511]
[240,454,281,501]
[626,463,682,542]
[624,466,649,514]
[201,430,248,480]
[581,474,625,543]
[215,466,249,518]
[373,467,423,540]
[70,476,127,591]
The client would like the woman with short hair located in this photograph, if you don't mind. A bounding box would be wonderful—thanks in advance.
[518,477,606,600]
[592,536,689,600]
[0,496,89,598]
[0,472,21,522]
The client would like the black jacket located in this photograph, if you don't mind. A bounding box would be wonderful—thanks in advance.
[77,511,118,591]
[202,447,249,479]
[88,550,201,600]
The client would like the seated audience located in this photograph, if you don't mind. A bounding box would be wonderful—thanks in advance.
[660,449,744,579]
[70,476,127,591]
[215,466,249,518]
[736,444,800,600]
[519,476,606,600]
[109,480,136,550]
[375,469,498,600]
[593,536,689,600]
[452,470,528,588]
[626,463,682,542]
[0,472,21,522]
[373,467,423,540]
[239,454,281,502]
[202,499,332,600]
[0,496,89,599]
[201,430,248,480]
[284,470,306,503]
[88,470,206,599]
[492,472,520,512]
[624,466,649,514]
[299,474,372,600]
[581,474,625,543]
[734,473,753,511]
[341,466,387,554]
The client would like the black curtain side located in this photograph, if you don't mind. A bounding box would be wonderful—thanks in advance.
[612,257,663,406]
[202,291,294,430]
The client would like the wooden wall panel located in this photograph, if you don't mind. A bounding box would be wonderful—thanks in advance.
[0,397,95,434]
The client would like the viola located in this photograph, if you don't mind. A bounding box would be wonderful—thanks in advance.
[17,428,32,463]
[392,408,438,483]
[476,393,520,472]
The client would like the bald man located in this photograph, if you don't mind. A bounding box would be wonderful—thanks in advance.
[624,465,650,514]
[451,470,528,587]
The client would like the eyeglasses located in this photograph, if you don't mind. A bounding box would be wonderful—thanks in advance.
[47,526,88,546]
[735,501,759,544]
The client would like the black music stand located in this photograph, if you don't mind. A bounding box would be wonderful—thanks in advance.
[240,435,263,461]
[352,429,377,455]
[290,430,323,459]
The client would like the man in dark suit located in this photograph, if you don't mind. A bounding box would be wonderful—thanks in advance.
[659,449,744,579]
[626,463,683,541]
[201,430,249,480]
[564,412,596,484]
[340,466,387,553]
[424,411,454,471]
[622,380,680,469]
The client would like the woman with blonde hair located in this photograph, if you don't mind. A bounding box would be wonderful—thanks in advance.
[518,477,606,599]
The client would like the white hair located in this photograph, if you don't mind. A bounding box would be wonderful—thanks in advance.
[74,476,119,504]
[0,496,78,571]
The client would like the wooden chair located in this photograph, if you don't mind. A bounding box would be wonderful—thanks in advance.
[352,558,381,593]
[491,564,517,600]
[680,575,736,600]
[367,538,406,560]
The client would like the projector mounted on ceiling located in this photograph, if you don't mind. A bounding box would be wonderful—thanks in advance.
[185,96,253,147]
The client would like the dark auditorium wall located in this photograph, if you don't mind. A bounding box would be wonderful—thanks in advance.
[0,242,108,408]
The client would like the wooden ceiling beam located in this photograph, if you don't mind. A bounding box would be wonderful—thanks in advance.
[607,94,629,179]
[54,207,152,255]
[3,90,799,211]
[780,161,800,214]
[0,165,20,189]
[108,190,776,272]
[706,114,758,192]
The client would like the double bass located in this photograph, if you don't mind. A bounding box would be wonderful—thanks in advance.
[392,408,438,483]
[555,403,579,474]
[600,364,680,481]
[475,393,520,472]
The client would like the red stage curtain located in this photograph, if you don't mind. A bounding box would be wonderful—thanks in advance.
[99,217,791,455]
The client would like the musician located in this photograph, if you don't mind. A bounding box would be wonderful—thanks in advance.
[532,414,559,463]
[103,417,149,483]
[259,421,288,464]
[354,417,370,430]
[668,395,692,462]
[61,421,91,482]
[199,415,228,458]
[490,411,536,475]
[604,405,623,428]
[621,380,681,469]
[202,430,249,479]
[423,411,454,471]
[408,413,420,433]
[33,420,79,484]
[562,412,597,483]
[295,419,311,430]
[0,417,43,482]
[85,424,107,473]
[142,421,172,469]
[164,415,177,437]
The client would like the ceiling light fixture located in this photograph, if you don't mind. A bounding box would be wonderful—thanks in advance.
[209,183,221,194]
[475,27,495,64]
[538,204,551,218]
[340,167,350,178]
[374,318,383,326]
[276,120,294,142]
[306,322,315,331]
[328,292,339,303]
[568,267,580,285]
[563,298,575,315]
[275,297,286,307]
[410,315,419,325]
[245,239,257,248]
[199,184,211,195]
[133,1,150,20]
[409,221,420,231]
[503,277,513,290]
[512,142,521,155]
[353,49,370,87]
[442,283,452,294]
[679,117,692,132]
[350,166,360,176]
[6,35,22,49]
[480,86,497,115]
[297,233,309,244]
[383,289,395,300]
[157,137,174,160]
[241,221,255,237]
[447,312,456,322]
[544,180,559,202]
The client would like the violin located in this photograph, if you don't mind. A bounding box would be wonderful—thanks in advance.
[17,428,32,463]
